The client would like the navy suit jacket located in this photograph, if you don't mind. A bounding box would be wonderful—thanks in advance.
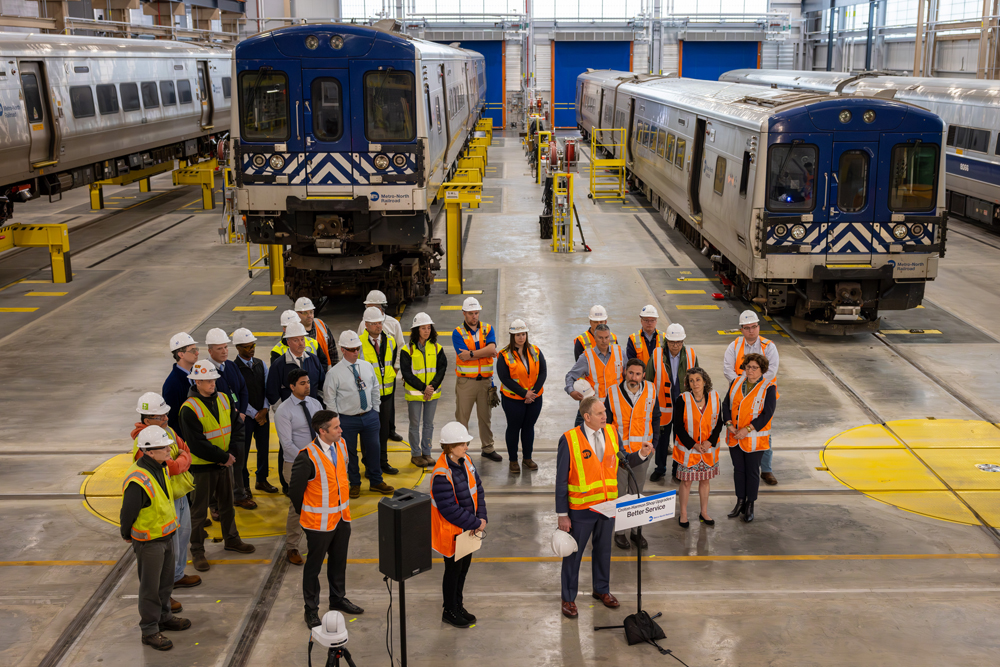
[265,353,327,406]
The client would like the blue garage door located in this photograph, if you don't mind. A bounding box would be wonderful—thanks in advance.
[553,41,631,128]
[439,40,504,128]
[681,41,759,81]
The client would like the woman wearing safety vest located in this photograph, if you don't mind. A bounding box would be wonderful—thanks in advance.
[496,319,547,474]
[400,312,448,468]
[671,367,723,528]
[722,353,777,523]
[431,422,487,629]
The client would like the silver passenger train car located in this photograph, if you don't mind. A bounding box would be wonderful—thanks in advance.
[0,34,231,222]
[578,70,947,334]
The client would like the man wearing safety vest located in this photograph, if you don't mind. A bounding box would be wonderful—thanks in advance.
[120,426,191,651]
[555,396,653,619]
[565,323,624,428]
[272,309,327,365]
[179,360,255,573]
[645,323,698,483]
[573,304,619,361]
[625,304,664,365]
[605,358,660,550]
[361,306,400,476]
[295,296,338,368]
[451,296,502,462]
[722,310,780,486]
[357,290,406,441]
[289,410,363,629]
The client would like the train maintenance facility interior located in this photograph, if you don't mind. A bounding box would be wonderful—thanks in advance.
[2,2,1000,666]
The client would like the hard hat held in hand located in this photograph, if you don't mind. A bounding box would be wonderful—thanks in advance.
[294,297,316,312]
[739,310,760,326]
[191,360,220,380]
[205,328,231,345]
[589,305,608,321]
[364,290,388,305]
[572,378,595,400]
[440,421,473,444]
[232,328,257,345]
[665,323,686,341]
[280,309,300,327]
[284,322,308,339]
[508,319,529,334]
[338,330,362,348]
[551,530,579,558]
[137,426,172,450]
[169,332,196,351]
[363,306,386,323]
[136,392,170,415]
[411,312,434,328]
[639,304,659,319]
[462,296,482,312]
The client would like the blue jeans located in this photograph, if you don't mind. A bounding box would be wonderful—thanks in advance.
[761,447,773,474]
[407,399,438,457]
[172,495,191,582]
[341,411,383,486]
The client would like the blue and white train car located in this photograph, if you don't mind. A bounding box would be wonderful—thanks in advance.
[232,22,485,303]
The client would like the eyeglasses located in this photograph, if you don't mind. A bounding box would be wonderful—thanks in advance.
[143,446,169,452]
[182,346,199,354]
[342,347,360,353]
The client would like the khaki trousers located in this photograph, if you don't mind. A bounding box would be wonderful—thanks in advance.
[283,460,303,551]
[454,376,495,453]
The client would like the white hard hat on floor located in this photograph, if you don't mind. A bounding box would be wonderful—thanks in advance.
[572,378,595,400]
[440,421,473,444]
[294,297,316,312]
[411,312,434,328]
[665,323,686,341]
[280,310,300,327]
[462,296,482,312]
[339,330,362,348]
[364,290,388,305]
[739,310,760,326]
[551,530,579,558]
[206,328,231,345]
[137,426,172,451]
[190,359,220,380]
[363,306,386,323]
[640,304,659,319]
[509,319,529,334]
[169,332,196,351]
[136,392,170,415]
[589,305,608,321]
[285,322,308,339]
[232,328,257,345]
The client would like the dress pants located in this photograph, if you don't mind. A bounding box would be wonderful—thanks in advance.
[243,415,272,486]
[190,468,240,555]
[132,537,175,636]
[341,411,383,486]
[501,395,542,461]
[561,508,614,602]
[729,446,766,501]
[653,423,673,476]
[407,399,438,457]
[283,460,303,550]
[172,496,191,582]
[615,456,650,538]
[378,384,396,468]
[454,376,496,454]
[760,447,774,474]
[302,522,352,612]
[442,554,473,612]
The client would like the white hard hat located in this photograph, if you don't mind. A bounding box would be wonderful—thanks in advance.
[284,322,308,339]
[363,306,386,323]
[190,359,220,380]
[205,327,231,345]
[136,392,170,415]
[640,304,659,319]
[339,330,362,348]
[137,425,171,450]
[280,309,300,327]
[572,378,595,400]
[294,296,316,312]
[169,332,196,351]
[440,421,473,444]
[589,305,608,321]
[665,323,686,341]
[551,530,579,558]
[508,319,529,334]
[739,310,760,326]
[232,328,257,345]
[364,290,388,305]
[462,296,482,312]
[411,312,434,328]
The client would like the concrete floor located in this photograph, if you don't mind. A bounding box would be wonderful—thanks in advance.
[1,131,999,667]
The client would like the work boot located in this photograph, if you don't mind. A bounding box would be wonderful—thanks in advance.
[509,460,520,474]
[349,485,361,499]
[235,497,258,510]
[522,459,538,471]
[191,552,210,572]
[381,463,399,475]
[170,598,182,613]
[287,549,304,566]
[174,574,201,588]
[141,632,173,650]
[255,479,279,493]
[411,456,428,468]
[481,450,502,462]
[761,472,778,485]
[370,482,395,495]
[224,540,256,554]
[421,456,436,466]
[160,617,191,632]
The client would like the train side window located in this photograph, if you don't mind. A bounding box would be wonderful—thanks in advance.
[996,133,1000,156]
[665,133,675,163]
[837,150,869,212]
[69,86,95,119]
[222,77,232,99]
[96,84,119,115]
[177,80,193,104]
[141,82,159,109]
[766,144,818,212]
[954,126,968,149]
[946,126,955,147]
[20,73,43,122]
[714,156,727,196]
[970,128,990,153]
[674,138,686,169]
[657,130,666,158]
[160,81,177,106]
[311,78,343,142]
[121,83,141,112]
[739,151,751,198]
[364,70,416,142]
[889,144,938,212]
[650,126,659,154]
[238,70,289,142]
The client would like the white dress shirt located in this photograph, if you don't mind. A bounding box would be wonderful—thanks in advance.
[274,394,323,463]
[357,315,405,368]
[323,358,381,416]
[723,336,780,383]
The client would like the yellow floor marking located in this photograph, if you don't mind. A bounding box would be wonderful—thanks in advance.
[718,330,779,335]
[676,305,719,310]
[19,280,51,284]
[0,307,39,313]
[233,306,276,311]
[251,331,283,337]
[251,291,273,296]
[879,329,942,335]
[677,277,712,282]
[434,278,465,282]
[916,305,925,308]
[440,305,463,310]
[666,290,706,294]
[25,292,67,296]
[463,290,483,295]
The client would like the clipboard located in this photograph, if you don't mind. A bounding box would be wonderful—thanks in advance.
[454,529,483,560]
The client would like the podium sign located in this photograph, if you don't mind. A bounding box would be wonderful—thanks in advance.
[614,491,676,531]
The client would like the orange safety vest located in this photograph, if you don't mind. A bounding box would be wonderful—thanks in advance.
[607,381,656,454]
[673,390,721,468]
[730,336,779,398]
[575,328,619,356]
[500,345,544,400]
[314,318,332,366]
[726,376,774,452]
[454,323,494,378]
[299,439,352,532]
[628,330,663,366]
[583,344,624,399]
[564,425,620,510]
[430,453,478,558]
[651,345,697,426]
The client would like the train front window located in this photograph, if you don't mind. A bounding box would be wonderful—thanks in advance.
[837,150,869,212]
[890,144,938,212]
[312,78,343,142]
[364,70,415,142]
[766,144,818,212]
[239,70,289,142]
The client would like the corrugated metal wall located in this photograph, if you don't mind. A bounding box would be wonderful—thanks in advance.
[633,41,649,74]
[506,41,522,94]
[535,38,551,93]
[662,32,680,75]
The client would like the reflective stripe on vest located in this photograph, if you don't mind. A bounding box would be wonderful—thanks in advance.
[131,425,195,498]
[726,376,774,452]
[404,342,443,402]
[673,390,721,468]
[583,344,623,399]
[607,381,655,454]
[271,337,321,358]
[652,345,697,425]
[300,440,352,532]
[565,425,620,509]
[361,330,397,396]
[181,393,233,465]
[500,345,544,400]
[430,453,478,557]
[575,329,619,355]
[122,464,178,541]
[454,323,494,377]
[731,336,779,399]
[629,330,663,366]
[314,319,331,365]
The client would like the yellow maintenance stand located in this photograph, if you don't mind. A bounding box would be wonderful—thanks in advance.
[172,158,218,210]
[0,223,71,282]
[475,118,493,144]
[439,181,482,295]
[589,128,627,200]
[89,161,175,209]
[551,173,575,253]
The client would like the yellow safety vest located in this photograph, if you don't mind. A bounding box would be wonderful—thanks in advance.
[404,342,443,402]
[180,393,233,465]
[122,462,178,541]
[361,330,397,396]
[271,337,321,358]
[131,425,195,497]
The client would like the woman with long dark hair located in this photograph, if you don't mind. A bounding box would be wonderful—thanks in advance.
[400,312,447,467]
[496,319,546,474]
[671,367,722,528]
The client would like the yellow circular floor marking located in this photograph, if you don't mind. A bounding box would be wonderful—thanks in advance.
[83,439,425,539]
[822,419,1000,527]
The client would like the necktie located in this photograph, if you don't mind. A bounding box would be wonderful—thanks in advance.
[295,356,303,367]
[351,364,368,411]
[590,428,604,461]
[372,337,380,358]
[300,400,317,440]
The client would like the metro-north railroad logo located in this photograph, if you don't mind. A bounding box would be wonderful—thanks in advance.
[369,192,380,202]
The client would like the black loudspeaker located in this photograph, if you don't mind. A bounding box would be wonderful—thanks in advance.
[378,489,432,582]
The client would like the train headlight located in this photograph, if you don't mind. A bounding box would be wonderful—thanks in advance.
[839,110,852,124]
[773,224,788,237]
[268,154,285,171]
[863,110,876,123]
[305,35,319,50]
[910,223,925,236]
[251,154,267,169]
[790,224,806,241]
[373,154,390,170]
[892,223,908,239]
[392,154,407,168]
[330,35,344,50]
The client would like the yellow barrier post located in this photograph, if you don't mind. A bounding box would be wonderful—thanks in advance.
[0,223,71,282]
[440,182,482,295]
[268,244,285,296]
[551,173,575,253]
[172,158,218,210]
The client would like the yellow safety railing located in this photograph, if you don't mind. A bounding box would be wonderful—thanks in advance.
[535,130,552,184]
[552,172,575,253]
[589,128,627,200]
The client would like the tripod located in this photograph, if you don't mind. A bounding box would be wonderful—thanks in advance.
[308,642,357,667]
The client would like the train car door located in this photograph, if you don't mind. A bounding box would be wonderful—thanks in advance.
[688,118,707,219]
[19,62,55,167]
[197,61,214,129]
[302,69,353,190]
[827,142,875,262]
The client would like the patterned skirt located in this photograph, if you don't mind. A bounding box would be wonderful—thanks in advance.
[676,461,719,482]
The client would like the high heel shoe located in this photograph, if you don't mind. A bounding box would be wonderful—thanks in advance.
[742,501,755,523]
[678,515,690,529]
[699,514,715,526]
[728,499,746,518]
